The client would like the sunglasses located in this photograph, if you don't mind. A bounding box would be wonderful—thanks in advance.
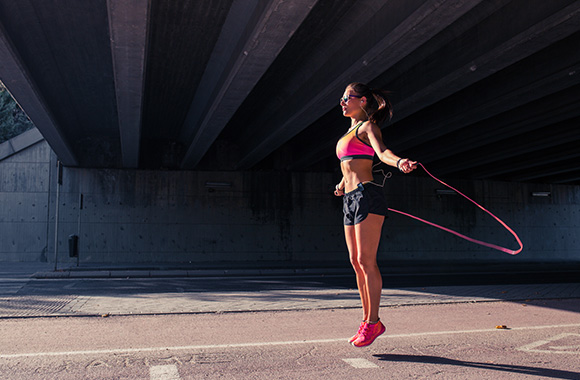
[340,94,362,104]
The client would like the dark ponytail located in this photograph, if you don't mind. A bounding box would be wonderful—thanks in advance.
[347,82,393,125]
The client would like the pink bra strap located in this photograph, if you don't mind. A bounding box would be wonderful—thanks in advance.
[387,163,523,255]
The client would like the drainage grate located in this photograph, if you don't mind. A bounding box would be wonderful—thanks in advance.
[0,295,78,318]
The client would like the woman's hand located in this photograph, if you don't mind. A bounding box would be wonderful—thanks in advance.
[397,158,417,174]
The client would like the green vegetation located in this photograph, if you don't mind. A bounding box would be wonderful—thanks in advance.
[0,81,34,144]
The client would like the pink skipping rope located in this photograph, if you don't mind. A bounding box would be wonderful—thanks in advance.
[387,163,523,255]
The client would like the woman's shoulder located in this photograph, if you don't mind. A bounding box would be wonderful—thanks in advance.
[358,120,380,134]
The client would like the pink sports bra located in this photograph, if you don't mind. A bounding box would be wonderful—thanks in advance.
[336,121,375,161]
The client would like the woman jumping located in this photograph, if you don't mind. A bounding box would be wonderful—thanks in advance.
[334,82,416,347]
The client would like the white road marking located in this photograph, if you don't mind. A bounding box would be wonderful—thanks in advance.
[1,323,579,359]
[517,333,580,354]
[550,344,580,350]
[343,358,379,368]
[150,365,181,380]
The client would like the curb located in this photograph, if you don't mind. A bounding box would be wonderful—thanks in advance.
[32,267,353,279]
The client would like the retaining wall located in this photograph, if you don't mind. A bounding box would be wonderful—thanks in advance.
[1,136,579,266]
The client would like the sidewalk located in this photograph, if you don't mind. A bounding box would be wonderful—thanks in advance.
[1,262,579,319]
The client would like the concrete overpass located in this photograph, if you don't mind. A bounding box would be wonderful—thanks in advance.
[0,0,579,184]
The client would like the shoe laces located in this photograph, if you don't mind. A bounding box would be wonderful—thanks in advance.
[360,323,372,336]
[360,321,380,337]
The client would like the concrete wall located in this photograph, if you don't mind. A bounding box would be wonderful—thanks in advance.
[383,176,579,263]
[0,133,52,261]
[1,136,579,266]
[49,167,342,266]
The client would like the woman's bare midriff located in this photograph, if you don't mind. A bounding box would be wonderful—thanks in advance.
[341,159,375,192]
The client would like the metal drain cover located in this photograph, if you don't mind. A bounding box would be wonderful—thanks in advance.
[0,296,77,317]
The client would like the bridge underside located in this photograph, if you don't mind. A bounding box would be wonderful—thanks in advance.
[0,0,579,184]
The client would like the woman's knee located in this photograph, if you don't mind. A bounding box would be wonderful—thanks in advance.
[357,255,378,272]
[350,257,363,273]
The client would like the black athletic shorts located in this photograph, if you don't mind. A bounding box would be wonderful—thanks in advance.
[343,182,388,226]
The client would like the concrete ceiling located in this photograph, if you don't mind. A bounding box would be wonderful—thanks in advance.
[0,0,579,184]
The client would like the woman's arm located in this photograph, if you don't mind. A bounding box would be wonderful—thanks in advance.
[363,122,417,173]
[334,177,346,196]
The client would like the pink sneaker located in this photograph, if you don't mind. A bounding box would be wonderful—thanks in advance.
[352,320,385,347]
[348,321,366,343]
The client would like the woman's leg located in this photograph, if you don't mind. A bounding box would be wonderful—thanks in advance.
[354,213,384,322]
[344,224,368,320]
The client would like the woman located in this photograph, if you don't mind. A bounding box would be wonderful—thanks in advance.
[334,82,416,347]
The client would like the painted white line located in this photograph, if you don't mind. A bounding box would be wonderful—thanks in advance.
[1,323,579,360]
[343,358,379,368]
[517,333,580,355]
[150,365,181,380]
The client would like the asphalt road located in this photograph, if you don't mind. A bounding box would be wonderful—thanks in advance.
[1,299,579,379]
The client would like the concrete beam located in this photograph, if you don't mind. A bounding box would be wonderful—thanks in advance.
[0,24,78,166]
[235,0,485,169]
[392,1,580,151]
[471,142,580,180]
[553,174,580,184]
[287,0,580,171]
[418,93,580,164]
[442,116,580,175]
[107,0,149,168]
[514,162,580,182]
[431,63,580,176]
[179,0,319,169]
